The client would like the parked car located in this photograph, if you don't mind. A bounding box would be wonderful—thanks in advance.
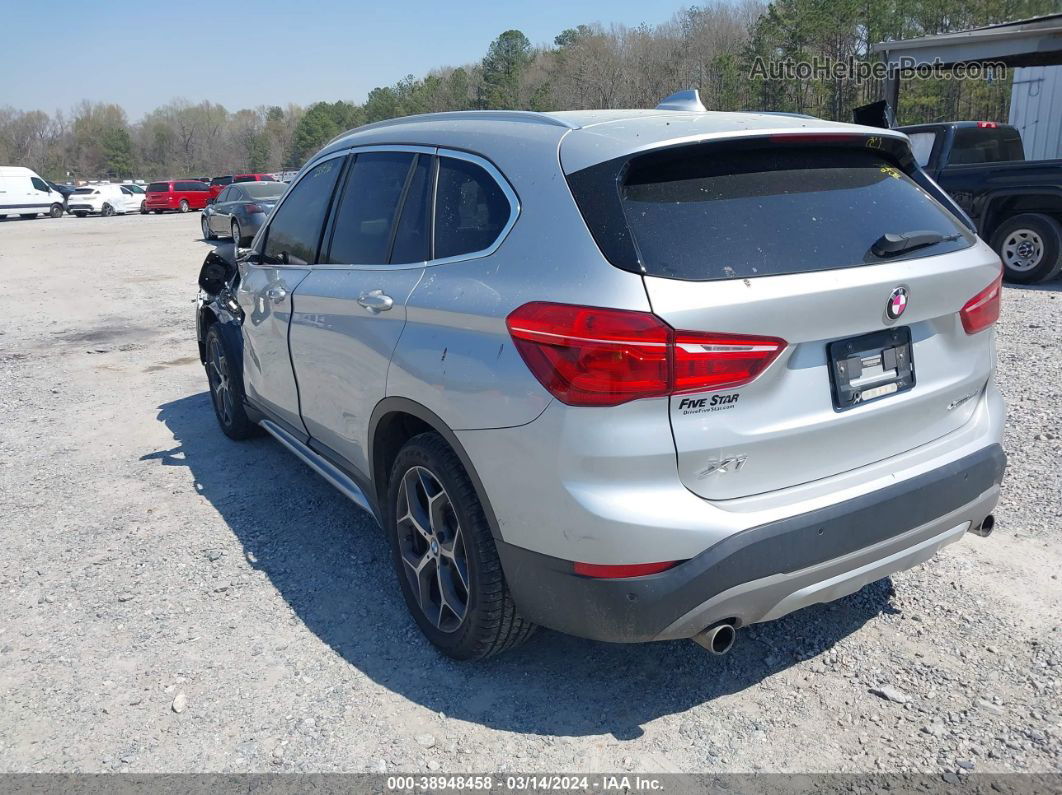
[201,181,285,245]
[67,184,144,217]
[209,175,235,199]
[196,103,1005,660]
[145,180,211,213]
[896,121,1062,283]
[232,173,274,183]
[121,182,148,214]
[0,166,66,219]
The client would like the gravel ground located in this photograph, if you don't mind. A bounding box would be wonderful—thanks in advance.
[0,212,1059,775]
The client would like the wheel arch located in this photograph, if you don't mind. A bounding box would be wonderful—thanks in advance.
[981,189,1062,240]
[368,397,503,541]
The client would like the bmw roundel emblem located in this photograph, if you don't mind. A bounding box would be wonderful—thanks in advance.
[886,287,908,320]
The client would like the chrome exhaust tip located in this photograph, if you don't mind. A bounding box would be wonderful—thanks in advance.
[970,514,995,537]
[693,622,737,655]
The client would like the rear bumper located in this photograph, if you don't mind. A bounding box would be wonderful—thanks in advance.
[497,443,1006,643]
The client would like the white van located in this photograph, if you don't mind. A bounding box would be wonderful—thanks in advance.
[0,166,66,219]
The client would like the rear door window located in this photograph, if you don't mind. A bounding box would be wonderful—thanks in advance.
[390,155,432,264]
[261,158,343,266]
[325,152,415,265]
[434,157,510,259]
[612,147,972,281]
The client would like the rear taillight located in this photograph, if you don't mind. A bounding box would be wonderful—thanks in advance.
[573,560,680,578]
[976,121,999,128]
[244,203,262,214]
[960,273,1002,334]
[506,302,786,407]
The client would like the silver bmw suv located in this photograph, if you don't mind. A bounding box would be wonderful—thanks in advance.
[196,98,1006,659]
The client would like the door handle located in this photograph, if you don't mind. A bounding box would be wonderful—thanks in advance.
[265,285,287,303]
[357,290,394,313]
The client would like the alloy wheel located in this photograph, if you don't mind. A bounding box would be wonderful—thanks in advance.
[232,222,241,245]
[201,216,210,239]
[394,466,470,633]
[206,334,233,427]
[1002,229,1044,272]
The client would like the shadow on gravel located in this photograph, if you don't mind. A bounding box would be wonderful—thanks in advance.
[146,392,897,740]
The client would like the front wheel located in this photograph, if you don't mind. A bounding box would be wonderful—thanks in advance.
[101,203,115,217]
[178,199,190,213]
[202,215,216,240]
[990,213,1062,284]
[140,201,147,215]
[387,433,535,660]
[49,204,64,219]
[74,212,87,218]
[204,324,255,440]
[231,220,243,246]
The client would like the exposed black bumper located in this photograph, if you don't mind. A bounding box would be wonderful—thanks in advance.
[497,444,1006,643]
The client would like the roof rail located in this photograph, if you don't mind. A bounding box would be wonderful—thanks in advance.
[656,89,707,112]
[325,110,578,147]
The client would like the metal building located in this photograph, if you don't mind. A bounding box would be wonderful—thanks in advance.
[1009,65,1062,160]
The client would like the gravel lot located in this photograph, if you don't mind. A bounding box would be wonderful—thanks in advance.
[0,212,1059,775]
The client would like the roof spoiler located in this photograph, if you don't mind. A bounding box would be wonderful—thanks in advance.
[656,89,707,112]
[852,99,896,129]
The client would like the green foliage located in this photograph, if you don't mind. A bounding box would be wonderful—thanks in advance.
[480,30,532,109]
[288,101,361,164]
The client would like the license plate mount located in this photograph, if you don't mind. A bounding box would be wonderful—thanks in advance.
[827,327,915,411]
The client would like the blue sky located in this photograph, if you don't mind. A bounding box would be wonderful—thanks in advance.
[7,0,679,120]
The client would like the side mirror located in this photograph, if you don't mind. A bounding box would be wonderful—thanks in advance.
[206,198,215,206]
[198,251,236,295]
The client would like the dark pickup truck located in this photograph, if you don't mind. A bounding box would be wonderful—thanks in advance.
[896,121,1062,283]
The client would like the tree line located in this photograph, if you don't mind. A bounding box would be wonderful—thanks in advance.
[1,0,1054,182]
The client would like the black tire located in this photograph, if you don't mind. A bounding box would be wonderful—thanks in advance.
[101,203,115,217]
[203,324,256,440]
[49,204,64,219]
[178,199,190,213]
[231,220,243,246]
[19,213,36,219]
[990,213,1062,284]
[74,212,87,218]
[386,432,536,660]
[140,201,147,215]
[153,209,163,214]
[202,215,216,241]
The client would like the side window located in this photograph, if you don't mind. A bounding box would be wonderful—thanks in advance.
[217,187,232,202]
[391,155,432,264]
[326,151,414,264]
[434,157,511,259]
[262,157,343,266]
[31,177,49,192]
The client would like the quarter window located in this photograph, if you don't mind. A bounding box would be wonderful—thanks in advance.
[326,152,415,265]
[434,157,510,259]
[262,158,342,266]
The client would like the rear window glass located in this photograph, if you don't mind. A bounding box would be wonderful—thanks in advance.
[74,187,94,194]
[616,147,972,281]
[241,182,285,199]
[949,126,1024,165]
[211,176,234,186]
[147,182,169,193]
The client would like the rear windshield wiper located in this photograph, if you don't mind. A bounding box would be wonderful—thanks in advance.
[870,230,962,258]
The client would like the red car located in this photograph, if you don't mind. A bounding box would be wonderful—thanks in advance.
[145,180,212,213]
[208,175,235,199]
[233,173,275,184]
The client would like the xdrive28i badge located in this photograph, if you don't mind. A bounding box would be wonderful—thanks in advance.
[885,286,909,321]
